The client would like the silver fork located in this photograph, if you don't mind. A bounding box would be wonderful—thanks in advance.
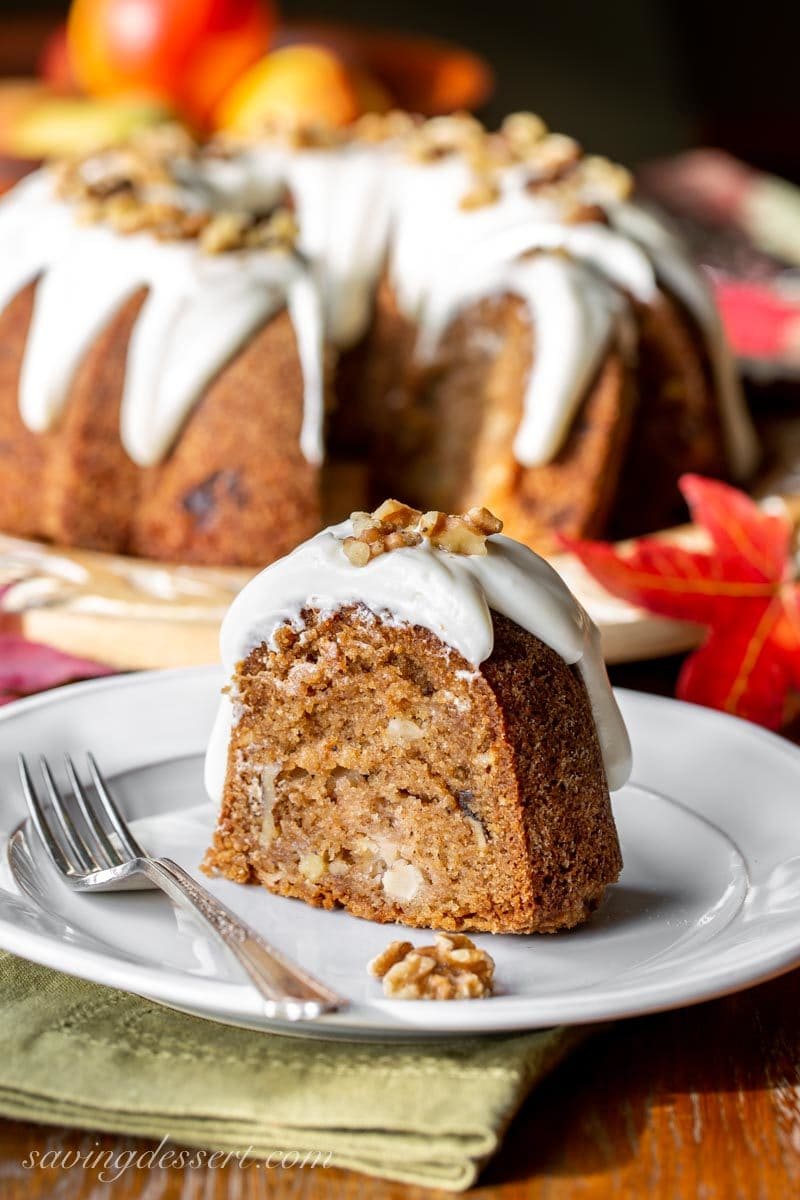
[18,752,346,1021]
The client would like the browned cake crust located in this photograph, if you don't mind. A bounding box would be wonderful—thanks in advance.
[607,289,728,539]
[374,291,638,553]
[0,283,318,566]
[372,282,736,552]
[0,283,49,539]
[44,291,145,552]
[133,308,319,565]
[0,266,734,565]
[204,605,622,933]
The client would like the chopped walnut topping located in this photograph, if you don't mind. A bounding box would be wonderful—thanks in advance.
[199,207,298,254]
[248,207,299,248]
[342,537,372,567]
[526,132,582,176]
[80,193,206,240]
[54,126,298,254]
[53,107,633,270]
[57,109,631,242]
[562,202,609,226]
[459,176,501,211]
[342,500,503,564]
[211,112,421,154]
[372,498,420,527]
[54,123,197,202]
[210,114,351,153]
[405,113,486,163]
[397,111,630,214]
[368,933,495,1000]
[501,111,548,155]
[198,210,250,252]
[72,178,298,254]
[580,155,634,202]
[353,110,421,144]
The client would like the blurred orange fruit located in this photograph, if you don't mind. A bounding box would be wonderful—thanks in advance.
[275,24,493,116]
[39,25,79,92]
[214,44,366,133]
[67,0,276,127]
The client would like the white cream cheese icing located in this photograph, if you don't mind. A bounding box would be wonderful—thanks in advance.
[0,170,325,467]
[194,140,756,475]
[196,142,394,349]
[203,519,633,802]
[0,129,756,479]
[417,253,629,467]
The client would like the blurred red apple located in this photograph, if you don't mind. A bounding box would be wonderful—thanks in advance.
[38,25,79,92]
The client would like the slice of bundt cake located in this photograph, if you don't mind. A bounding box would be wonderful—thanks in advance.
[203,499,631,934]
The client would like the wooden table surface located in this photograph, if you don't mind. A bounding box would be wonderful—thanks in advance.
[0,656,796,1199]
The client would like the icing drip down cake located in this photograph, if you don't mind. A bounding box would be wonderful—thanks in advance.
[203,500,631,934]
[0,114,758,565]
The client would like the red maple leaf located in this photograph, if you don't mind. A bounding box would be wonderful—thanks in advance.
[560,474,800,729]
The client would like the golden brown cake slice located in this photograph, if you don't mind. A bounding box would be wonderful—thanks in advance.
[203,500,631,934]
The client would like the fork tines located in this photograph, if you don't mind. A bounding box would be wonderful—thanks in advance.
[18,754,143,878]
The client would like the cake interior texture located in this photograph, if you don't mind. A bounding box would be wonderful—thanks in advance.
[381,287,727,545]
[204,604,622,934]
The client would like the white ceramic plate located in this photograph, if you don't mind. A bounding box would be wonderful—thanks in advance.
[0,667,798,1041]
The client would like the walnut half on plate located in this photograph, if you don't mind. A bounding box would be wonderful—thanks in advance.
[368,934,495,1000]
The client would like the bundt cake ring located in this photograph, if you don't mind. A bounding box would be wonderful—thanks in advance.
[0,112,758,568]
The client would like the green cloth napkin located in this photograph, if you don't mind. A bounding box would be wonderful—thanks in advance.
[0,951,582,1191]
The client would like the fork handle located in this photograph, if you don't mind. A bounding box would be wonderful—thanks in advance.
[143,857,345,1020]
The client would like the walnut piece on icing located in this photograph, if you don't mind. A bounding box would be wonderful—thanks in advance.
[54,126,298,254]
[500,111,548,155]
[199,207,299,253]
[352,109,421,144]
[405,112,487,162]
[341,499,503,565]
[72,185,298,254]
[209,109,422,153]
[368,933,495,1000]
[395,110,632,212]
[57,109,632,238]
[53,123,197,203]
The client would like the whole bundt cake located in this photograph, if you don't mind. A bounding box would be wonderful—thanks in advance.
[203,499,631,933]
[0,114,758,566]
